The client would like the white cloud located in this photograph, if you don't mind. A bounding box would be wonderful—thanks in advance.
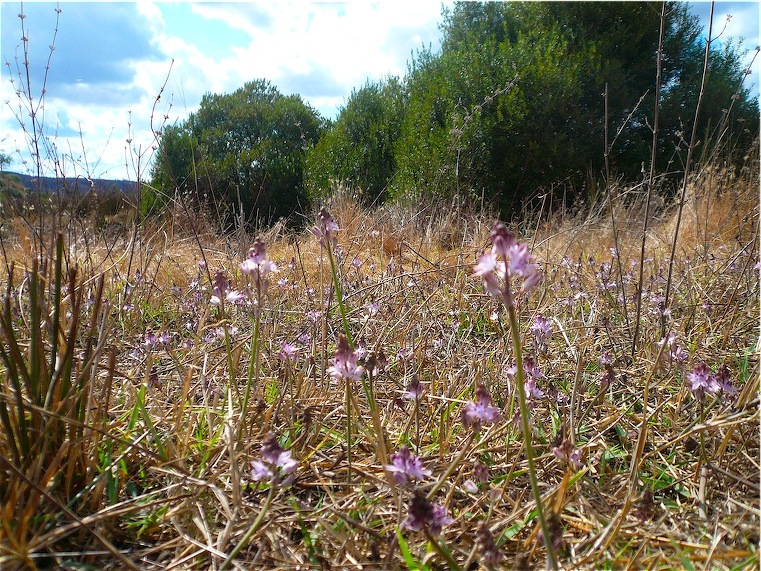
[1,1,757,181]
[2,1,449,179]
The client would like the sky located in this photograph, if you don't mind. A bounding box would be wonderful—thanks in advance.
[1,1,759,181]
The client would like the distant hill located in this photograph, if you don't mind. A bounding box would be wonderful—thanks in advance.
[1,172,137,194]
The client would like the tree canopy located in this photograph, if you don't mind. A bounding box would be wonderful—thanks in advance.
[305,77,405,206]
[150,79,324,228]
[386,1,759,211]
[152,3,759,225]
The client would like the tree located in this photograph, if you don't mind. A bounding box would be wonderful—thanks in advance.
[393,2,602,210]
[305,77,405,205]
[150,79,325,228]
[390,1,759,213]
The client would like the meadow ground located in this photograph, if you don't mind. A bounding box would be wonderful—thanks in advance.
[0,161,758,570]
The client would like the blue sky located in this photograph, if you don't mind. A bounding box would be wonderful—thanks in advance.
[1,1,759,180]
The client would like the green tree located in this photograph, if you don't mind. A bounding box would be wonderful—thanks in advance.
[306,77,405,205]
[391,1,759,212]
[150,79,325,228]
[143,125,200,217]
[394,2,601,210]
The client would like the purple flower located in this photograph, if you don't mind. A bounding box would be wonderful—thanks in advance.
[477,522,504,568]
[404,490,453,535]
[277,341,299,363]
[489,222,516,257]
[659,334,687,362]
[142,331,159,349]
[251,433,298,484]
[473,221,542,300]
[462,480,479,494]
[225,290,246,304]
[385,446,431,485]
[403,376,424,401]
[688,363,720,401]
[397,348,413,363]
[473,251,504,299]
[327,334,364,382]
[710,364,737,401]
[462,384,501,428]
[531,314,552,348]
[311,207,340,249]
[599,353,616,391]
[506,242,539,280]
[506,359,545,405]
[473,459,490,484]
[212,270,230,300]
[240,238,279,288]
[364,300,380,317]
[552,440,583,468]
[522,356,544,381]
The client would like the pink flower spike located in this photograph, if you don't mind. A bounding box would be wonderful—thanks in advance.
[531,314,552,344]
[688,363,720,401]
[506,243,530,274]
[489,221,516,257]
[552,440,583,468]
[520,269,542,293]
[225,290,245,304]
[248,237,267,265]
[473,251,505,299]
[462,384,501,428]
[241,238,279,279]
[404,491,453,535]
[327,334,364,382]
[385,446,432,485]
[311,207,340,249]
[251,434,298,484]
[277,341,299,362]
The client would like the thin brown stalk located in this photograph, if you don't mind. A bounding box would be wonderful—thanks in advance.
[663,2,715,331]
[632,1,667,357]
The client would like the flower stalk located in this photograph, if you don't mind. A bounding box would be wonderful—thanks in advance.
[473,221,558,571]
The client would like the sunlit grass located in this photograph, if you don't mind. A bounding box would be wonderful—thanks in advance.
[0,166,758,570]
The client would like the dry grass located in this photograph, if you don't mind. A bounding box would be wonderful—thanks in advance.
[0,162,758,571]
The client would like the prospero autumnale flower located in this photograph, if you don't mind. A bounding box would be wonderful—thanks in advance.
[531,313,552,352]
[506,358,545,404]
[473,459,490,484]
[250,433,298,485]
[659,333,687,362]
[404,490,453,535]
[552,439,583,468]
[711,364,737,401]
[276,341,298,363]
[240,237,279,290]
[462,384,501,429]
[403,376,424,400]
[311,207,339,249]
[473,221,542,302]
[327,334,364,382]
[385,445,432,485]
[688,363,720,401]
[477,522,504,568]
[597,352,617,391]
[210,270,243,306]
